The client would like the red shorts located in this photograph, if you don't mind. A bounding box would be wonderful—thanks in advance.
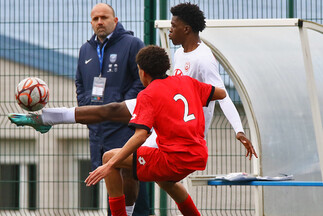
[133,146,195,182]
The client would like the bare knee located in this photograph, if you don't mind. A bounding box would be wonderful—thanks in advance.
[102,148,120,164]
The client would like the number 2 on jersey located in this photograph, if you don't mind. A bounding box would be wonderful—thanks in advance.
[173,94,196,122]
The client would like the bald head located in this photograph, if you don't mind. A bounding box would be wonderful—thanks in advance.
[91,3,115,18]
[90,3,118,43]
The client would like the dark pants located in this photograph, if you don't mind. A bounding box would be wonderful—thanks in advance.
[108,181,150,216]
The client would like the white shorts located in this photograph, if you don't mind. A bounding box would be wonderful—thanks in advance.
[125,99,158,148]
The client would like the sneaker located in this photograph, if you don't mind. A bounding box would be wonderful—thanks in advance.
[8,113,52,134]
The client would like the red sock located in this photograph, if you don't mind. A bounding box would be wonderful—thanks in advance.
[176,194,200,216]
[109,195,127,216]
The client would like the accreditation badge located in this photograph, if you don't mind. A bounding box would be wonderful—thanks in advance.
[91,77,106,103]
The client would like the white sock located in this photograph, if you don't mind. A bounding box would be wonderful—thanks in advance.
[41,107,76,125]
[126,203,135,216]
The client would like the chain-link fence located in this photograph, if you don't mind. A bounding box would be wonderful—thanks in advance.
[1,0,322,215]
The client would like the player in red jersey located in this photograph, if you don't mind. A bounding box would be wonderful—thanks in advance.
[85,45,226,216]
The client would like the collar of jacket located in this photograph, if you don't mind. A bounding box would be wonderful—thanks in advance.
[88,22,134,48]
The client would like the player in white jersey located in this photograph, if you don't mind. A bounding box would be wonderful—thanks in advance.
[173,42,243,135]
[169,3,255,155]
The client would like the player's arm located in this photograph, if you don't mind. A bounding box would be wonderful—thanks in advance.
[204,59,246,134]
[85,128,148,186]
[218,95,258,159]
[204,58,257,159]
[209,85,257,159]
[211,86,226,101]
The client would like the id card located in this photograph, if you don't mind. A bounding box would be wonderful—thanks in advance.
[91,77,106,102]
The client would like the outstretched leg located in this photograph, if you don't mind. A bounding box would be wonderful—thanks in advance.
[157,181,200,216]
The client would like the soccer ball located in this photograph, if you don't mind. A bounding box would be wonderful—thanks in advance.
[15,77,49,112]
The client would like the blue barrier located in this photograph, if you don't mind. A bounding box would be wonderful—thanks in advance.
[208,180,323,187]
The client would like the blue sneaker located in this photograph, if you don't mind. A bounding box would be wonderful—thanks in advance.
[8,113,52,134]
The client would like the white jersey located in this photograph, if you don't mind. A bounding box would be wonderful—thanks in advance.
[173,42,244,135]
[125,99,158,148]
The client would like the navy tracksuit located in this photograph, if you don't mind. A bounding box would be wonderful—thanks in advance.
[75,22,149,216]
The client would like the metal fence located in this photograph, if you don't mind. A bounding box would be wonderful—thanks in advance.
[0,0,322,215]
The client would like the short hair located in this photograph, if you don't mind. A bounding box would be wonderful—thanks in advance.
[106,4,116,17]
[170,3,206,33]
[136,45,170,79]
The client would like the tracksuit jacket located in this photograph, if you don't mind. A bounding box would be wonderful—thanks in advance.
[75,22,145,169]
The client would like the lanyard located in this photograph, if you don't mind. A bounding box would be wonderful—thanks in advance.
[97,42,107,75]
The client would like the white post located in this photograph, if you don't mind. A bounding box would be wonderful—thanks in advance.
[20,164,28,209]
[299,24,323,180]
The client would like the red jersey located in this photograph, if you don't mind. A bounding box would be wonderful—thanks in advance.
[129,75,214,171]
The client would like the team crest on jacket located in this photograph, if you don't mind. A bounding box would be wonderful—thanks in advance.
[110,54,117,63]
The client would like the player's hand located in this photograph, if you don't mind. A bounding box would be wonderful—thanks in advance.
[236,132,258,160]
[84,163,111,186]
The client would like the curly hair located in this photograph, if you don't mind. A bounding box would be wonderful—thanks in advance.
[170,2,206,33]
[136,45,170,79]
